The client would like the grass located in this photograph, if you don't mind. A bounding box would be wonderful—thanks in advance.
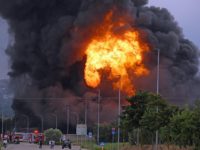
[0,141,2,150]
[80,141,193,150]
[80,141,129,150]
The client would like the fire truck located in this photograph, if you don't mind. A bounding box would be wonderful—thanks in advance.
[28,130,44,143]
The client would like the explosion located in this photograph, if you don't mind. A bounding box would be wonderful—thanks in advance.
[84,11,150,95]
[1,0,199,128]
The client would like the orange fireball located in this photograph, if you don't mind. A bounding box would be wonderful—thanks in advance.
[84,11,149,96]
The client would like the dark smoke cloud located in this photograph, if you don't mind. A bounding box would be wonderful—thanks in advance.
[0,0,199,129]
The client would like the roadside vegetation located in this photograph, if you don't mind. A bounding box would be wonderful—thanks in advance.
[1,91,200,150]
[44,128,62,145]
[86,91,200,150]
[0,141,2,150]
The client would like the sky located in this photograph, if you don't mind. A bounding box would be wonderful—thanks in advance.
[148,0,200,47]
[0,0,199,79]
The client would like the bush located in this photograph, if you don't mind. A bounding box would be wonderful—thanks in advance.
[44,128,62,144]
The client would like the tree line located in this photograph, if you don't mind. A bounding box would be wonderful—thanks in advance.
[120,91,200,149]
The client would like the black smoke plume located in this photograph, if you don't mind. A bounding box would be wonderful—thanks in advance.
[0,0,199,131]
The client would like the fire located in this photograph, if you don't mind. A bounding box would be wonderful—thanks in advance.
[84,11,149,95]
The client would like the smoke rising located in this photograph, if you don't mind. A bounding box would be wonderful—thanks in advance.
[0,0,199,129]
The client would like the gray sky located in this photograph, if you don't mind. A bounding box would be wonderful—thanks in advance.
[0,0,199,79]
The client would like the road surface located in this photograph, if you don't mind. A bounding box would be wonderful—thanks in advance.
[2,142,82,150]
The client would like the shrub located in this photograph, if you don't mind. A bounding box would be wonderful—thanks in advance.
[44,128,62,144]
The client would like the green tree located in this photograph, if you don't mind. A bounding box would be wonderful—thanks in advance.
[169,107,195,148]
[44,128,62,143]
[191,100,200,149]
[121,91,150,130]
[159,105,179,149]
[120,91,151,145]
[121,91,178,146]
[140,97,178,133]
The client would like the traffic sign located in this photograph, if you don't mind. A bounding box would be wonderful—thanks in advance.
[88,132,92,138]
[112,128,116,135]
[100,142,105,147]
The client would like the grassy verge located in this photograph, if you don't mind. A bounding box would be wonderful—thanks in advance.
[0,141,2,150]
[80,142,193,150]
[80,141,129,150]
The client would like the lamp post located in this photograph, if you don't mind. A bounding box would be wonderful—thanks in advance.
[22,115,29,133]
[85,99,88,126]
[97,89,100,145]
[71,111,79,144]
[39,115,44,133]
[66,105,70,135]
[1,108,3,137]
[71,112,79,125]
[155,48,160,150]
[117,75,121,150]
[52,114,58,129]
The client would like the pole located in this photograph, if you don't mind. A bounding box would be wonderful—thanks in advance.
[118,76,121,150]
[71,112,79,125]
[71,112,79,144]
[21,115,29,133]
[22,115,29,133]
[39,115,44,133]
[27,117,29,133]
[155,48,160,150]
[1,109,3,138]
[52,114,57,129]
[66,105,70,135]
[85,99,87,125]
[97,89,100,145]
[56,115,57,129]
[156,49,160,98]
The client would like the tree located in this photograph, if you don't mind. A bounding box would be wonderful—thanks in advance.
[191,100,200,149]
[121,91,178,146]
[44,128,62,143]
[121,91,150,130]
[140,96,178,133]
[159,105,179,149]
[169,107,195,148]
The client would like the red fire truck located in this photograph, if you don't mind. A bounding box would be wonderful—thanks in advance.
[28,130,44,143]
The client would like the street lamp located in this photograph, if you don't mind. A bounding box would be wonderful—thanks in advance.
[1,108,3,137]
[71,111,79,143]
[39,115,44,133]
[117,75,121,150]
[66,105,70,135]
[71,112,79,125]
[85,99,88,126]
[155,48,160,150]
[21,115,29,133]
[156,49,160,96]
[97,89,100,145]
[51,113,58,129]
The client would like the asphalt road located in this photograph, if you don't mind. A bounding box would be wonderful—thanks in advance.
[2,142,82,150]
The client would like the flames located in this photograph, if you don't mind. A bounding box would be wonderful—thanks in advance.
[84,11,149,96]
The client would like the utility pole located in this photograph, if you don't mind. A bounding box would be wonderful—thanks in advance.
[1,108,3,138]
[85,99,88,126]
[39,115,44,132]
[52,114,57,129]
[66,105,70,135]
[97,89,100,145]
[155,48,160,150]
[22,115,29,133]
[118,76,121,150]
